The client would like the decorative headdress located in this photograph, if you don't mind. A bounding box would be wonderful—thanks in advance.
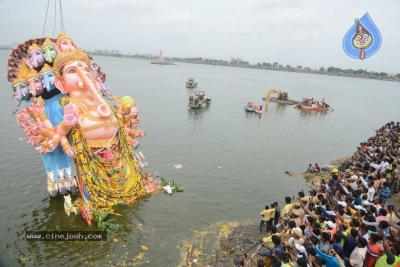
[11,76,25,86]
[12,62,30,86]
[39,64,56,75]
[56,32,72,45]
[53,49,90,76]
[27,43,41,53]
[41,38,55,48]
[25,68,40,80]
[356,24,365,35]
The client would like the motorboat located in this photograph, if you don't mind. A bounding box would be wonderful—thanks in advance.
[186,78,198,88]
[244,102,255,112]
[188,90,210,109]
[253,105,263,114]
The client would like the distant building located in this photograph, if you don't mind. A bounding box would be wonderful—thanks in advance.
[230,57,243,64]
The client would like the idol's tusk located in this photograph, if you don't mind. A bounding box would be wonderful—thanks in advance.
[19,138,28,141]
[77,81,84,89]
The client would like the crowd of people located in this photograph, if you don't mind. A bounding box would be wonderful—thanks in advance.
[241,121,400,267]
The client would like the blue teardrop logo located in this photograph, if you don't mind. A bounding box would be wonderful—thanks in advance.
[342,12,382,60]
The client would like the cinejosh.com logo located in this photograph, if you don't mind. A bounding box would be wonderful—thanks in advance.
[26,231,107,241]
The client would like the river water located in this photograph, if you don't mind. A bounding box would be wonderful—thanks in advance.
[0,50,399,266]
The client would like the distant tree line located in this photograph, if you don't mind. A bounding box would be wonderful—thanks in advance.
[323,66,398,78]
[97,51,399,80]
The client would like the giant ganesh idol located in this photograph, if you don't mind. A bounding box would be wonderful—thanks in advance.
[7,33,158,207]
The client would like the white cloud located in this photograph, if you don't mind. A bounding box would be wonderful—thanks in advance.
[0,0,399,72]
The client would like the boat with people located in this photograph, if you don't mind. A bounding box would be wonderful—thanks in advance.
[186,78,198,88]
[244,102,255,112]
[262,89,299,105]
[253,105,263,115]
[188,90,211,109]
[294,98,331,111]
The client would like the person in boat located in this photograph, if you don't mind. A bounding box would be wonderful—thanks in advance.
[260,105,263,111]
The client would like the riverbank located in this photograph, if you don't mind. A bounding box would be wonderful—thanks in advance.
[91,53,400,83]
[176,156,352,267]
[202,149,400,267]
[201,156,352,267]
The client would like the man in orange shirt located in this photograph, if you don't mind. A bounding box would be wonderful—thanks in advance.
[364,233,383,267]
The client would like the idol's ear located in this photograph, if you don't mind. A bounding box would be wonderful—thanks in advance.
[54,43,61,54]
[54,76,67,94]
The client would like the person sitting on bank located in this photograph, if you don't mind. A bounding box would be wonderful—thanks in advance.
[306,164,315,173]
[315,163,321,173]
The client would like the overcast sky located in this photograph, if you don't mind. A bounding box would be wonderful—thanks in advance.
[1,0,399,73]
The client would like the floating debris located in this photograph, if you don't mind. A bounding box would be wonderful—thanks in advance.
[177,220,252,267]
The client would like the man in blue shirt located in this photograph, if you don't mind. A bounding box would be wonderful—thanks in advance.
[258,235,283,267]
[337,228,358,258]
[353,190,362,206]
[310,243,344,267]
[379,182,390,207]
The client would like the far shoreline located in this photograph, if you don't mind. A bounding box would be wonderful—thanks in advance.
[89,52,400,83]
